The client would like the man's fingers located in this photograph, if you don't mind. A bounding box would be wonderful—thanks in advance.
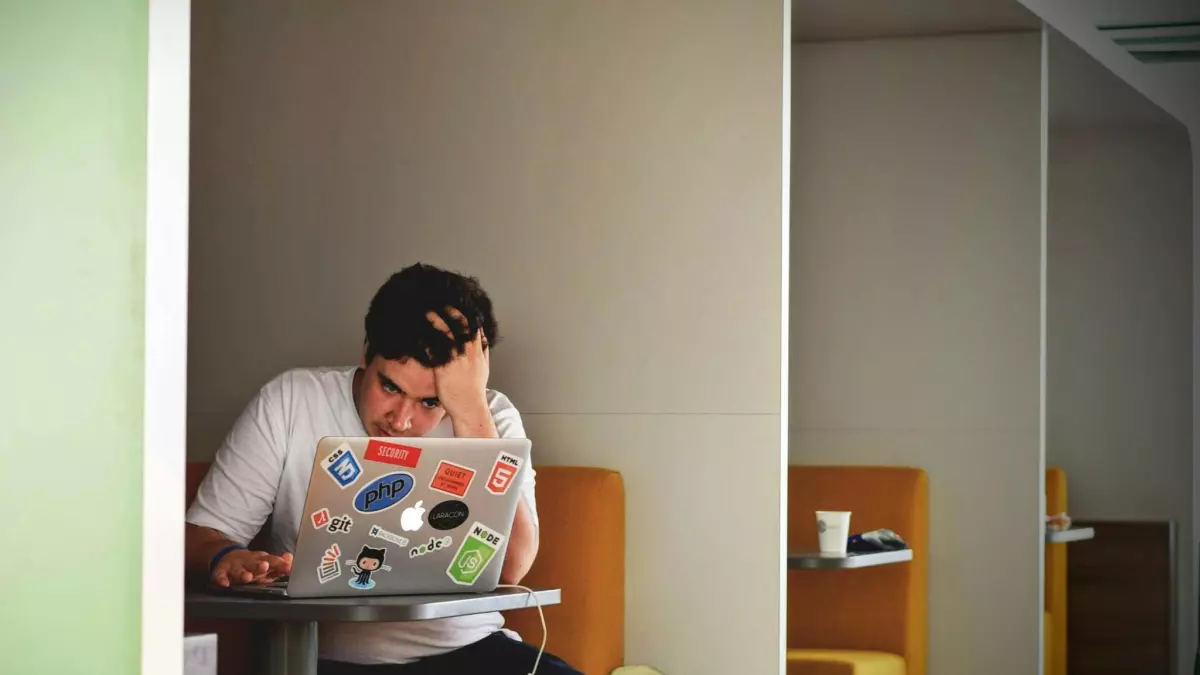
[212,569,230,587]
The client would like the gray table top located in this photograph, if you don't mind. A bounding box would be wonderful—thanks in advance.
[185,587,561,622]
[788,548,914,569]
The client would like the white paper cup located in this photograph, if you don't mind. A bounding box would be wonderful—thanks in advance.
[817,511,851,555]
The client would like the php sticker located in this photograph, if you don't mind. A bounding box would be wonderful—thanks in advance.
[310,508,331,530]
[428,500,470,531]
[409,535,453,558]
[353,471,415,514]
[447,521,505,585]
[321,443,363,489]
[317,543,342,584]
[364,439,422,469]
[485,452,522,495]
[369,524,409,548]
[430,460,476,498]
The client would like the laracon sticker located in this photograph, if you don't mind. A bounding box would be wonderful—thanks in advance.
[317,543,342,584]
[430,460,476,498]
[310,508,331,530]
[321,443,363,489]
[327,514,354,534]
[409,536,452,558]
[428,500,470,531]
[446,522,505,585]
[346,544,391,591]
[369,524,409,548]
[485,452,522,495]
[353,472,415,514]
[364,440,423,469]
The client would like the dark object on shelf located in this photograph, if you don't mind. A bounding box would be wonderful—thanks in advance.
[846,528,908,553]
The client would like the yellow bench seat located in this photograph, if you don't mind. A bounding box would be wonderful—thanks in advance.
[787,649,907,675]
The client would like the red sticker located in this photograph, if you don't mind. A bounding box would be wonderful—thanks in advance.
[311,508,331,529]
[364,440,423,468]
[486,452,523,495]
[430,460,476,497]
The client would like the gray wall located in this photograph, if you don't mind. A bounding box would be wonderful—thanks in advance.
[188,2,786,673]
[1047,122,1194,672]
[790,32,1044,675]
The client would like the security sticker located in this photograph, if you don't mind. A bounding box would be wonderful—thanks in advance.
[317,543,342,584]
[446,522,505,585]
[485,452,522,495]
[364,440,422,469]
[430,460,476,498]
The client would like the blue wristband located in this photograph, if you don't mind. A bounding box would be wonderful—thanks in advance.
[209,544,247,574]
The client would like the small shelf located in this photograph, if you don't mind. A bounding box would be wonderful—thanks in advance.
[1046,526,1095,543]
[788,548,913,570]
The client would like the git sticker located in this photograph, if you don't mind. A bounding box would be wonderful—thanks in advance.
[446,522,505,585]
[430,460,476,498]
[321,443,363,489]
[485,452,522,495]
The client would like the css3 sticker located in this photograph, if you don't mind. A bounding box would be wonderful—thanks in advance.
[485,452,522,495]
[447,522,505,585]
[353,472,415,514]
[321,443,363,489]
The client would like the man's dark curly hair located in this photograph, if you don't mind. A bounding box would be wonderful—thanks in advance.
[363,263,499,368]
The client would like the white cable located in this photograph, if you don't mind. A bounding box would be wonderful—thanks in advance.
[496,584,546,675]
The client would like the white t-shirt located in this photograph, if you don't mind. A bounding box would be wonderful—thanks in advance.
[185,366,538,664]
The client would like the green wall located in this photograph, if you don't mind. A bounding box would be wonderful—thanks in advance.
[0,2,147,673]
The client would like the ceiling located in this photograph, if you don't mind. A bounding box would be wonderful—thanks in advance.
[792,0,1041,42]
[1016,0,1200,129]
[1049,28,1180,127]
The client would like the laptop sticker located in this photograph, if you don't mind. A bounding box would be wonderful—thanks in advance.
[311,508,332,530]
[364,440,423,469]
[369,524,409,548]
[429,500,470,531]
[430,460,476,498]
[409,535,452,558]
[485,452,523,496]
[400,500,426,532]
[353,472,415,514]
[327,514,354,534]
[317,543,342,584]
[321,443,363,489]
[346,545,392,591]
[447,522,505,585]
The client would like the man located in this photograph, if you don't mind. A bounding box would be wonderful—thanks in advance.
[185,263,581,675]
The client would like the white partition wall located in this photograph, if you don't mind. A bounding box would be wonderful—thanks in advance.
[188,2,788,673]
[789,32,1044,675]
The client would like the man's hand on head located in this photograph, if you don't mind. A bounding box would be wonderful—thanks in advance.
[426,308,497,437]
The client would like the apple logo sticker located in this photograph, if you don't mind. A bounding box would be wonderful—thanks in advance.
[400,500,426,532]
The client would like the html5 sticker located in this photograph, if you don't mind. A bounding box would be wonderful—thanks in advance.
[430,460,476,498]
[485,452,523,495]
[364,439,422,469]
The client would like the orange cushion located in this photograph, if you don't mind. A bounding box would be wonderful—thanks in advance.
[787,466,928,675]
[502,466,625,675]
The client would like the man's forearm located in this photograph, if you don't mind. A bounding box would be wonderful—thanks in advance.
[185,523,240,581]
[500,499,539,584]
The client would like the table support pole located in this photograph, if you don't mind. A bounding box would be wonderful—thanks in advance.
[257,620,318,675]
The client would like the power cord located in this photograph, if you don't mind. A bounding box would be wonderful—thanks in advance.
[496,584,546,675]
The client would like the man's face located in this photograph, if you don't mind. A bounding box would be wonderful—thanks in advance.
[354,352,446,438]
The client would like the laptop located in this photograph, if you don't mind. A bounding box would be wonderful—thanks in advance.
[218,436,532,598]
